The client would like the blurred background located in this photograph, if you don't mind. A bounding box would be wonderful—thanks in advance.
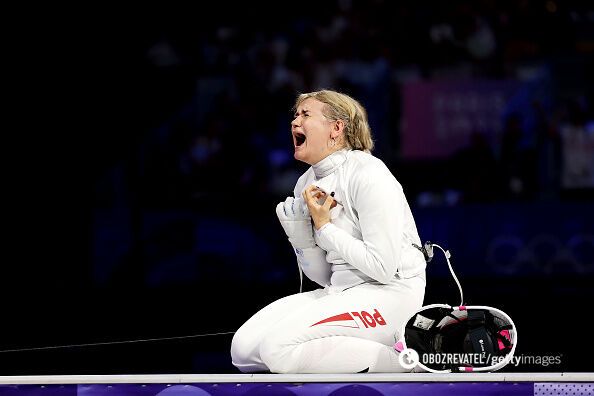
[4,0,594,374]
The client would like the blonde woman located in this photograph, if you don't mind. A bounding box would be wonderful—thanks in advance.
[231,90,427,373]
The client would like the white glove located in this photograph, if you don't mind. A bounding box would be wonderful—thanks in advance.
[275,197,315,249]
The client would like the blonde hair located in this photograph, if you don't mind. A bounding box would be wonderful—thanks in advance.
[294,90,374,152]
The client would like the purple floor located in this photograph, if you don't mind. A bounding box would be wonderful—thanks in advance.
[1,374,592,395]
[5,382,594,396]
[0,382,538,396]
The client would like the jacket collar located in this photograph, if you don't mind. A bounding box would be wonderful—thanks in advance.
[312,149,349,179]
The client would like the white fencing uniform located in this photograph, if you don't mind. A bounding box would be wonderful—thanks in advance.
[231,149,427,373]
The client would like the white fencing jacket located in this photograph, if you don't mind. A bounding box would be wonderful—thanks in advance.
[293,149,426,289]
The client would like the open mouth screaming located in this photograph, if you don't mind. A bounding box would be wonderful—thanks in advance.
[294,132,306,147]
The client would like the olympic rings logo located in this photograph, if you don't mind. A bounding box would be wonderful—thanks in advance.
[485,233,594,274]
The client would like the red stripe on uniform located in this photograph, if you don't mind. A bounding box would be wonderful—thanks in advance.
[310,312,354,327]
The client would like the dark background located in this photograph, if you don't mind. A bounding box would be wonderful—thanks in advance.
[4,1,594,374]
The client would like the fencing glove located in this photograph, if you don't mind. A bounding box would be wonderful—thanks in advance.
[275,196,315,249]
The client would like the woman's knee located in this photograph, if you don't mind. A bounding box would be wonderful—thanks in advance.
[259,335,296,373]
[230,326,258,368]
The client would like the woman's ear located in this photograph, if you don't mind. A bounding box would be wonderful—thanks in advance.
[331,119,345,139]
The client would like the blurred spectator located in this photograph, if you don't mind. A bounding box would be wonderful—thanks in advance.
[559,99,594,189]
[500,113,538,199]
[533,100,562,200]
[451,129,500,202]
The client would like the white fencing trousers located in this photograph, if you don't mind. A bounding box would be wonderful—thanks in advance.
[231,276,425,373]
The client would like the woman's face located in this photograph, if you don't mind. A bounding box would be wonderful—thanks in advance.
[291,98,336,165]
